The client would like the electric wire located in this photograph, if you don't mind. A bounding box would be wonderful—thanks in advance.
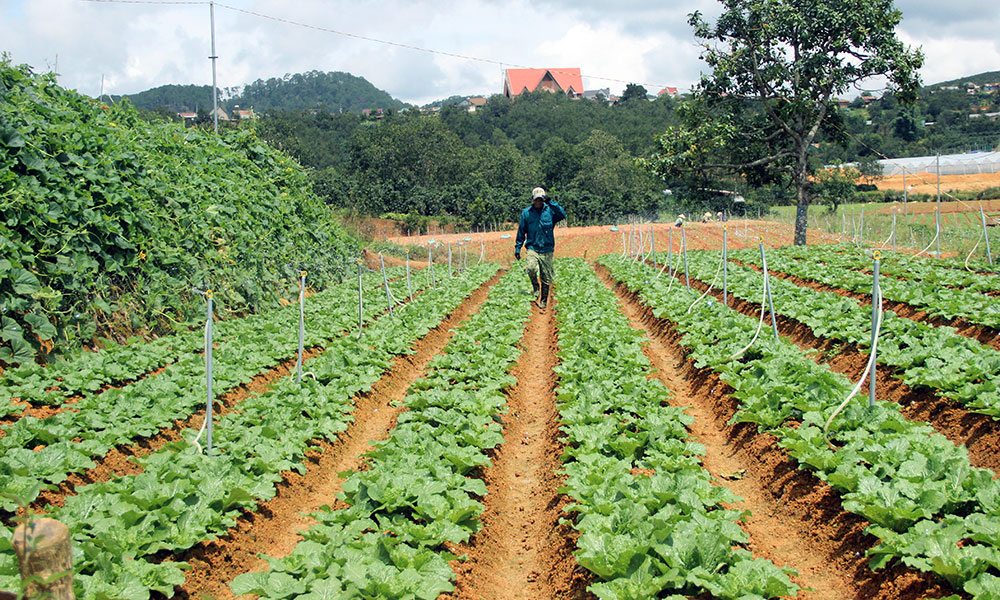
[79,0,676,92]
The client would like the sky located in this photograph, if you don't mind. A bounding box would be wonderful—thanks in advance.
[1,0,999,107]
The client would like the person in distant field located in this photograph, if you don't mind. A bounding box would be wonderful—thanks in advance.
[717,211,727,222]
[514,187,565,310]
[674,214,686,228]
[702,211,713,223]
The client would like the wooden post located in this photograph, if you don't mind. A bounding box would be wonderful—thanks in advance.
[13,518,75,600]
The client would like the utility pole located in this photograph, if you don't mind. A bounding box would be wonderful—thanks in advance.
[209,1,219,135]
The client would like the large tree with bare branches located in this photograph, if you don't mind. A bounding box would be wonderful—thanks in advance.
[648,0,923,244]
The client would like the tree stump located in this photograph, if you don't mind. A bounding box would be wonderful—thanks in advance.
[12,518,75,600]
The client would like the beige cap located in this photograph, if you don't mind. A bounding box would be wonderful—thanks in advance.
[531,187,547,200]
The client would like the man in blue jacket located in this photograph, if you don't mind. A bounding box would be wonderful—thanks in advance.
[514,187,566,310]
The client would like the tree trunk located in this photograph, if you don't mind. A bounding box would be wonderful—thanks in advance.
[794,184,809,245]
[794,155,810,245]
[12,518,75,600]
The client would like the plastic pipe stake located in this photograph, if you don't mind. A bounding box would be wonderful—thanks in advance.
[379,254,393,315]
[759,240,779,341]
[205,290,214,453]
[869,252,882,407]
[936,208,942,259]
[296,271,306,383]
[405,250,413,301]
[682,224,690,289]
[723,225,728,306]
[651,226,657,270]
[428,244,436,288]
[356,260,364,337]
[892,212,897,253]
[982,206,994,266]
[667,229,673,277]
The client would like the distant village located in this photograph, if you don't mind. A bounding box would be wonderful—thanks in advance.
[174,67,682,122]
[174,68,1000,125]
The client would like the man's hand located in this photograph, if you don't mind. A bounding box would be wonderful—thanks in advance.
[514,250,521,260]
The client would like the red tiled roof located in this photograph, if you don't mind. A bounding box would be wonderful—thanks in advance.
[658,87,679,96]
[504,68,583,97]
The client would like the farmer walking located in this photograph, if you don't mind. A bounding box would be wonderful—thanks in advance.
[514,186,565,310]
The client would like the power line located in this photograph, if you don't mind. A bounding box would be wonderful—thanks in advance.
[79,0,678,92]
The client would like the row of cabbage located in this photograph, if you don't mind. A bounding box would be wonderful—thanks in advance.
[732,245,1000,328]
[0,263,495,600]
[231,265,531,600]
[0,266,434,512]
[0,265,409,411]
[679,249,1000,416]
[553,258,797,600]
[602,255,1000,599]
[779,243,1000,293]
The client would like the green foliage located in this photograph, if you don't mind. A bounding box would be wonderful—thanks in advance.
[256,91,680,225]
[237,70,406,114]
[111,83,217,113]
[230,265,528,600]
[0,264,496,598]
[602,254,1000,596]
[119,71,405,115]
[555,258,798,599]
[651,0,924,244]
[0,59,358,364]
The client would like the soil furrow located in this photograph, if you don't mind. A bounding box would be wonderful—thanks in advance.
[1,363,176,428]
[594,263,955,600]
[172,271,502,600]
[444,295,585,600]
[672,262,1000,473]
[25,283,432,513]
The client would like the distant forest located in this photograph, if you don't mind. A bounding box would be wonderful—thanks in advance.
[114,70,405,115]
[119,69,1000,226]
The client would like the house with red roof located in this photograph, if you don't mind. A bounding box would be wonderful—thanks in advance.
[658,87,679,98]
[503,68,584,99]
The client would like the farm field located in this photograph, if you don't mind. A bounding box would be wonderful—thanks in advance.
[876,172,1000,196]
[4,239,1000,600]
[388,220,842,264]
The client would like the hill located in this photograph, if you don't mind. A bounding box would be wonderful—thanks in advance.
[117,70,406,115]
[111,83,216,113]
[930,70,1000,89]
[0,58,358,365]
[236,70,406,113]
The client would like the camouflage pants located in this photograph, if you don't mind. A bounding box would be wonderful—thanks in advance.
[525,249,554,285]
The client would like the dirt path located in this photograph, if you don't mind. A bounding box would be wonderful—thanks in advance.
[593,263,954,600]
[445,296,585,600]
[173,272,502,600]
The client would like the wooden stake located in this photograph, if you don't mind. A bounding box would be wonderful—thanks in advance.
[13,518,75,600]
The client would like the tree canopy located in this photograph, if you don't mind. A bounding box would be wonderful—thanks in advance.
[649,0,924,244]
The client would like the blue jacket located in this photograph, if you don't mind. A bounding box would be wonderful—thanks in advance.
[515,201,566,254]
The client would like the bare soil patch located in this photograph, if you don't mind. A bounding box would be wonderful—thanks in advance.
[444,292,587,600]
[876,174,1000,198]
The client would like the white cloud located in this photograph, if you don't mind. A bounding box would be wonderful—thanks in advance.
[897,31,1000,87]
[0,0,996,104]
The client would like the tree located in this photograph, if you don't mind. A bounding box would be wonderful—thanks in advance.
[647,0,923,244]
[814,164,860,213]
[618,83,648,104]
[856,154,884,187]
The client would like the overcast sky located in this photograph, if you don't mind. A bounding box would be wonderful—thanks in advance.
[1,0,998,106]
